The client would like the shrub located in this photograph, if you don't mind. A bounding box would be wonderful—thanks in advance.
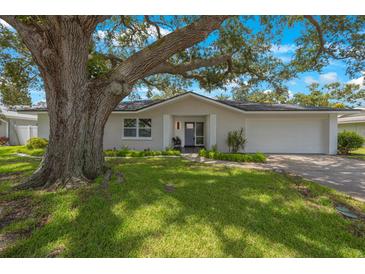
[0,136,9,146]
[226,128,246,153]
[199,148,208,157]
[338,131,364,154]
[26,137,48,149]
[198,148,266,163]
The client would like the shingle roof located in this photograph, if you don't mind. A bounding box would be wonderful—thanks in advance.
[217,99,350,111]
[114,99,164,111]
[19,91,356,112]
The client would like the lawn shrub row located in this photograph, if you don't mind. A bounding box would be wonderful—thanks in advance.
[199,148,266,163]
[104,148,181,157]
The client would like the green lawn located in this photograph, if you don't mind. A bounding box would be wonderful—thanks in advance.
[0,146,365,257]
[349,147,365,160]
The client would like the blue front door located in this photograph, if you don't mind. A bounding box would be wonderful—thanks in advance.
[184,122,195,146]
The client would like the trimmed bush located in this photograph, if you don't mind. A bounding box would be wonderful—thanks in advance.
[199,148,266,163]
[104,148,181,157]
[338,131,364,154]
[26,137,48,149]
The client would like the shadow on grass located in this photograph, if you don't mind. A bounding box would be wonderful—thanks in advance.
[1,157,365,257]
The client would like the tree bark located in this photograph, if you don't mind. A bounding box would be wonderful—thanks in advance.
[15,16,120,189]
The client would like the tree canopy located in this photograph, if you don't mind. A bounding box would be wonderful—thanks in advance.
[1,15,364,106]
[229,81,365,107]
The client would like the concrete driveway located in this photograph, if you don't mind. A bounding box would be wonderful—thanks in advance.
[266,155,365,201]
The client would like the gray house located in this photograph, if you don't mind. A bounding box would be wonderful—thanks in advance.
[0,106,38,145]
[338,108,365,142]
[21,92,358,154]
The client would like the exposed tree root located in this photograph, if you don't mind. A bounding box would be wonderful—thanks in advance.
[15,167,91,191]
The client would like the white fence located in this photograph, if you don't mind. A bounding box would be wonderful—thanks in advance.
[14,125,38,145]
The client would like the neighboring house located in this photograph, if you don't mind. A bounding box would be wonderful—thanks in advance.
[338,108,365,143]
[0,106,38,145]
[20,92,359,154]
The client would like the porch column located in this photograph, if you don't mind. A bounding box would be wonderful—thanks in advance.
[163,114,172,149]
[328,114,338,155]
[208,114,217,149]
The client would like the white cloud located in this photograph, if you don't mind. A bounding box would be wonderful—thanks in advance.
[0,19,13,30]
[97,30,107,39]
[288,80,297,86]
[347,74,364,88]
[271,44,297,54]
[288,90,294,99]
[319,72,338,83]
[304,76,318,85]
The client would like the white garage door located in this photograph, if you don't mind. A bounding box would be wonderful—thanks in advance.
[246,118,328,154]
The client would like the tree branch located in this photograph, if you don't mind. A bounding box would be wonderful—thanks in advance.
[144,16,162,39]
[0,16,50,70]
[304,15,326,60]
[147,54,232,76]
[304,15,342,61]
[109,16,231,87]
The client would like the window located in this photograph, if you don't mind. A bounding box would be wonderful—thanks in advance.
[123,118,151,139]
[138,119,152,137]
[195,122,204,145]
[123,118,137,137]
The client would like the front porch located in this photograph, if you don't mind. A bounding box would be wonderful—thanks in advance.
[162,114,217,151]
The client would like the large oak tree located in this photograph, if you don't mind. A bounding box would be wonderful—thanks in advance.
[0,15,364,189]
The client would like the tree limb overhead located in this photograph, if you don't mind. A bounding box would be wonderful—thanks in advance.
[109,16,231,85]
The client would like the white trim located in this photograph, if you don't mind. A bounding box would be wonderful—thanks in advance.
[328,114,338,155]
[338,120,365,124]
[1,108,37,121]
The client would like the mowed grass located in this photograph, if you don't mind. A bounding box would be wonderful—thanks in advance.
[349,147,365,160]
[0,146,365,257]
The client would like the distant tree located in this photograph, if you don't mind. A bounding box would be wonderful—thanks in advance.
[215,93,231,100]
[0,23,37,106]
[231,84,290,104]
[289,82,364,107]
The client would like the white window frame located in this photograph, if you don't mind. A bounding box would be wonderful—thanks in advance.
[194,122,205,146]
[122,118,152,140]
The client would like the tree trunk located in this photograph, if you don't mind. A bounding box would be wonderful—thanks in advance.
[20,100,111,189]
[17,17,119,189]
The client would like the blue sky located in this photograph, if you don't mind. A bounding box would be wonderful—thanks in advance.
[4,16,361,104]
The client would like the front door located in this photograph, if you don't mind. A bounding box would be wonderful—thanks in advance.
[184,122,195,146]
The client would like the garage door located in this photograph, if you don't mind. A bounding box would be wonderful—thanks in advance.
[245,118,328,154]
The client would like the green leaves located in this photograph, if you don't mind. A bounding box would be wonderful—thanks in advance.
[290,82,364,108]
[1,15,364,104]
